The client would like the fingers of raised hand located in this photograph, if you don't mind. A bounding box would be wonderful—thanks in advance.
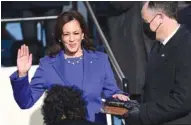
[20,45,24,57]
[18,44,29,58]
[28,53,32,64]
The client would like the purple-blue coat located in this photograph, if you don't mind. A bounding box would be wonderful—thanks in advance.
[10,49,124,122]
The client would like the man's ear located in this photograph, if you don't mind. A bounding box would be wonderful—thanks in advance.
[159,13,165,23]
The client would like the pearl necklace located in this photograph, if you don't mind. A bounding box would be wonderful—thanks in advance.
[64,55,83,65]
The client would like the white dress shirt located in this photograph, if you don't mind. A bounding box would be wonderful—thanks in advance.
[162,24,180,45]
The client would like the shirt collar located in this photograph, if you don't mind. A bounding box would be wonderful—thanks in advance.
[161,24,180,45]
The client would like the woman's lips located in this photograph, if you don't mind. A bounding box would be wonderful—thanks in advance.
[69,44,76,48]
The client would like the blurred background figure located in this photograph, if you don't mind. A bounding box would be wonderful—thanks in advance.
[1,1,70,65]
[90,1,151,99]
[178,1,191,32]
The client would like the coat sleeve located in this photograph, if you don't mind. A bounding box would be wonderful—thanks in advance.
[139,43,191,125]
[102,54,126,98]
[10,59,47,109]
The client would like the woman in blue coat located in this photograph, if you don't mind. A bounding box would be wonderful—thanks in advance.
[10,10,129,123]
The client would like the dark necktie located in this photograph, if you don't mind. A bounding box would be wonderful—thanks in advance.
[155,41,164,53]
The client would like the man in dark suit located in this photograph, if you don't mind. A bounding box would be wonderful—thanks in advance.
[124,1,191,125]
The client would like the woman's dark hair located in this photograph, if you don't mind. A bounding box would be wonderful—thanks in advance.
[46,10,95,57]
[42,84,88,125]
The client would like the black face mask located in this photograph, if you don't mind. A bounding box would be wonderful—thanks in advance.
[143,14,162,40]
[143,22,156,40]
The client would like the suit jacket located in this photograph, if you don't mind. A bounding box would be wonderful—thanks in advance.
[140,26,191,125]
[10,49,123,123]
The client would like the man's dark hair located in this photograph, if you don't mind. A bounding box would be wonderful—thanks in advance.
[41,84,87,125]
[148,1,178,19]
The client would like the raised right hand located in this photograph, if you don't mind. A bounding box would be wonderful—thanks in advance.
[17,44,32,77]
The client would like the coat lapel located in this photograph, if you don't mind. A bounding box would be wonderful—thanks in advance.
[52,50,69,85]
[81,49,98,90]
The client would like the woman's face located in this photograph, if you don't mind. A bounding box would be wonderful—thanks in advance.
[61,19,84,54]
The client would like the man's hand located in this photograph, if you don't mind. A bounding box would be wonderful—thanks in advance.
[123,103,142,125]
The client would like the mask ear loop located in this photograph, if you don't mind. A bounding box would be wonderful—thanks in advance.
[154,13,164,32]
[155,22,162,32]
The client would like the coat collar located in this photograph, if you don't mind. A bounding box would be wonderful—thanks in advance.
[164,25,188,48]
[50,49,98,63]
[153,25,190,57]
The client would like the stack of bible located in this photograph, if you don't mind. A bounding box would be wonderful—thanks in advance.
[102,98,139,116]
